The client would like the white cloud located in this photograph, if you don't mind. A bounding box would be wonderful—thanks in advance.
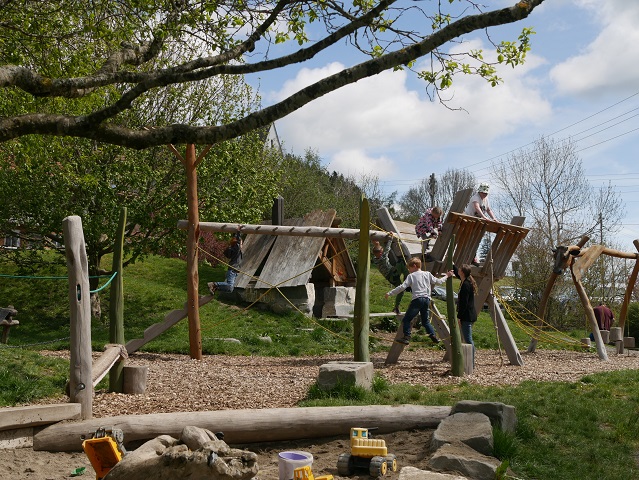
[270,39,551,161]
[326,149,396,179]
[550,1,639,95]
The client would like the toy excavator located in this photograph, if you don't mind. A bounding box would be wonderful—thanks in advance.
[337,427,397,477]
[293,465,334,480]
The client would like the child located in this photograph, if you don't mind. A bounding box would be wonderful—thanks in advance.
[208,227,243,294]
[385,257,453,344]
[415,206,443,239]
[372,237,408,315]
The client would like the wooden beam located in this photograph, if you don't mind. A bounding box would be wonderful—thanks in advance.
[178,220,392,241]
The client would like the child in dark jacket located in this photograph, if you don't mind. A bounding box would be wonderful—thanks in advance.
[208,228,243,294]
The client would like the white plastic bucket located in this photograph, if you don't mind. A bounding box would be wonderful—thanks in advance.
[278,451,313,480]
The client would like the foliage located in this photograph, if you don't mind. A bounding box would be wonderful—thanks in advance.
[0,115,282,282]
[0,1,545,148]
[274,150,393,229]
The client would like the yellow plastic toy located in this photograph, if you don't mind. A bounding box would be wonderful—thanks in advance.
[81,427,126,480]
[293,465,334,480]
[336,427,398,477]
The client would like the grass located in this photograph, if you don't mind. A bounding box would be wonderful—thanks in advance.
[1,253,637,479]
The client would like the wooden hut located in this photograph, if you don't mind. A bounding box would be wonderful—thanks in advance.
[233,209,357,317]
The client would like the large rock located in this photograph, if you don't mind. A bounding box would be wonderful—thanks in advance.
[431,412,493,456]
[399,465,468,479]
[317,361,374,390]
[104,427,258,480]
[451,400,517,434]
[429,442,501,480]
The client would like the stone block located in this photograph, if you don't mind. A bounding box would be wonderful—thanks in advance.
[609,327,623,342]
[321,286,355,317]
[624,337,636,348]
[581,338,591,347]
[317,361,374,390]
[451,400,517,434]
[431,412,493,456]
[238,285,315,317]
[600,330,610,343]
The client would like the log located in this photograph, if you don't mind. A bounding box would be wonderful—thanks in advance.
[92,345,128,388]
[33,404,452,452]
[178,220,392,241]
[123,366,149,394]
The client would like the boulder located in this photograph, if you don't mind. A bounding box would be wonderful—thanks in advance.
[431,412,493,456]
[451,400,517,434]
[429,441,501,480]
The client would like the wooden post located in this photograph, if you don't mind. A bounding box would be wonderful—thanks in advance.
[272,196,284,225]
[62,216,93,419]
[447,236,464,377]
[572,265,608,361]
[109,207,127,393]
[353,195,370,362]
[618,239,639,331]
[170,144,204,360]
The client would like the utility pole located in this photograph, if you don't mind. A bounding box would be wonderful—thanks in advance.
[599,212,605,301]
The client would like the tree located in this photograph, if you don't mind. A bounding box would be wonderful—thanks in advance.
[492,136,626,327]
[397,176,434,222]
[436,168,477,214]
[0,1,544,149]
[0,73,283,300]
[398,168,475,221]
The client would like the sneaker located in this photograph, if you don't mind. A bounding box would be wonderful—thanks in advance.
[471,257,480,267]
[207,282,218,295]
[396,336,410,345]
[393,307,401,315]
[429,334,440,344]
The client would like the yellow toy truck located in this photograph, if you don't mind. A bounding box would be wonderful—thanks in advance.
[336,427,397,477]
[293,465,334,480]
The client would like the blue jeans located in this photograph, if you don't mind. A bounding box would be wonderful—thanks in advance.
[215,269,238,293]
[460,320,475,364]
[402,297,435,338]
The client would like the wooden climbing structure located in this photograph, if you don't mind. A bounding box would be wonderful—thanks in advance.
[377,188,530,366]
[529,236,639,361]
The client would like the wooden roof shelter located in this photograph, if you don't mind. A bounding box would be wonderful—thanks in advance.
[378,188,530,366]
[234,209,357,290]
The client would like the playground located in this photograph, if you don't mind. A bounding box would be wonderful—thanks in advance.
[4,346,639,479]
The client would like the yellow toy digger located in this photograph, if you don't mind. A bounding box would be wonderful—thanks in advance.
[81,426,126,480]
[336,427,397,477]
[293,465,334,480]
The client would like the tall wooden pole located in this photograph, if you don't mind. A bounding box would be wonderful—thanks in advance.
[353,196,370,362]
[619,239,639,331]
[184,144,202,359]
[446,235,464,376]
[63,215,93,419]
[109,207,127,392]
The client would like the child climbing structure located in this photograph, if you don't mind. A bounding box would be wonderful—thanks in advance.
[377,188,530,367]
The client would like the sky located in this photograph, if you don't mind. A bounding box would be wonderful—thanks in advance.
[246,0,639,247]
